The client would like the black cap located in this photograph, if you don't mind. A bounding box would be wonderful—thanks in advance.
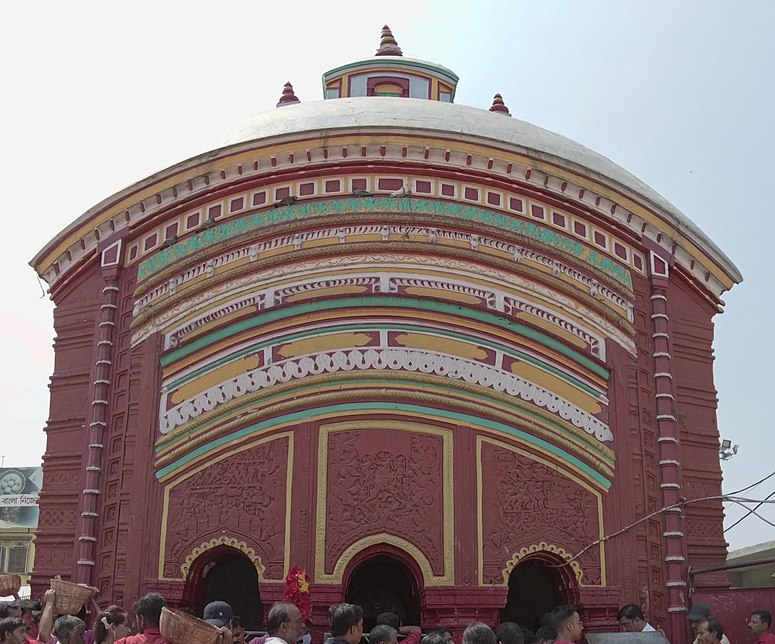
[687,604,711,621]
[203,601,233,628]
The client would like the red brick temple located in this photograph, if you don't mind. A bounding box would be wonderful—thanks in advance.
[30,26,741,643]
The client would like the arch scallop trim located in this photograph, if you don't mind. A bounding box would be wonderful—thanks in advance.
[180,536,267,581]
[327,533,440,587]
[501,542,583,585]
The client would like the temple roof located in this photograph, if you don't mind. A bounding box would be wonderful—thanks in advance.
[229,97,741,284]
[31,96,741,292]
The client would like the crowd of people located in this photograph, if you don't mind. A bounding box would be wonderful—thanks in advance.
[0,590,773,644]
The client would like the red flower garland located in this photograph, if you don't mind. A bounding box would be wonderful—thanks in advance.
[283,565,311,620]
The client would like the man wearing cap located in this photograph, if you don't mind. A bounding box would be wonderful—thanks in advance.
[688,605,729,644]
[203,602,233,631]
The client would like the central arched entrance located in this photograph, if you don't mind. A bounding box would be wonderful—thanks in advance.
[345,552,421,631]
[184,545,263,630]
[500,556,577,632]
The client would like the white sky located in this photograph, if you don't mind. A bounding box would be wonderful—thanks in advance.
[1,1,773,551]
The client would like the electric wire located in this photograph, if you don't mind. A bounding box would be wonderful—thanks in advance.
[725,489,775,532]
[548,486,775,569]
[724,497,775,530]
[725,470,775,496]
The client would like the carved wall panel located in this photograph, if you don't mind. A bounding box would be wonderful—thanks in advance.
[479,437,603,586]
[319,423,452,584]
[161,434,291,581]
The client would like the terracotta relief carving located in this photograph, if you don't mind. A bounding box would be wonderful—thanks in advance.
[481,440,602,585]
[163,437,289,580]
[324,429,444,575]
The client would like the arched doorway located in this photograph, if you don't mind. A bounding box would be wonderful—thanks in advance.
[500,557,576,632]
[184,546,263,629]
[345,553,421,631]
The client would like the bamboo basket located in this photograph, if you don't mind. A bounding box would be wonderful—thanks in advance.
[0,574,21,596]
[49,578,98,615]
[160,608,226,644]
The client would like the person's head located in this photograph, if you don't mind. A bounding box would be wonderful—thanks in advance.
[423,631,448,644]
[370,624,398,644]
[53,615,86,644]
[267,602,305,644]
[377,613,401,630]
[687,604,711,635]
[133,592,166,630]
[697,618,723,644]
[496,622,524,644]
[0,618,26,644]
[203,601,233,630]
[94,605,128,644]
[546,606,582,643]
[617,604,647,633]
[329,603,363,644]
[534,625,556,644]
[463,623,497,644]
[749,611,772,636]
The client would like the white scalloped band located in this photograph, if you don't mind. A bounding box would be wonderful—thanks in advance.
[159,346,613,443]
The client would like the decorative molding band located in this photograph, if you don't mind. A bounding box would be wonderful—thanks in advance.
[131,255,635,357]
[159,346,613,442]
[37,139,731,301]
[156,272,608,359]
[133,223,634,320]
[135,197,634,290]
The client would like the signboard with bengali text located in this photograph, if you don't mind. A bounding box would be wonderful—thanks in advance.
[0,468,42,529]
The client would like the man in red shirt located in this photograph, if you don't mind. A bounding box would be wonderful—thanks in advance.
[113,594,168,644]
[544,605,583,644]
[749,611,775,644]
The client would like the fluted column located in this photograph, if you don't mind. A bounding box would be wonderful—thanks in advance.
[76,277,119,584]
[650,280,687,643]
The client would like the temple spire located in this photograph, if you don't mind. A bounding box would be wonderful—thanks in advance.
[276,82,301,108]
[489,93,511,116]
[375,25,403,56]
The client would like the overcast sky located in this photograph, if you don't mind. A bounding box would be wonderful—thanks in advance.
[1,1,773,551]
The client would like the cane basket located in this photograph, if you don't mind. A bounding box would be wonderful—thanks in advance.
[160,607,225,644]
[0,574,21,596]
[49,578,98,615]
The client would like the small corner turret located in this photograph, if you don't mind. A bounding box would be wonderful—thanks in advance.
[489,93,511,117]
[276,82,301,108]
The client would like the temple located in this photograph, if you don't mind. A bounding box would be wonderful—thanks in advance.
[29,26,741,642]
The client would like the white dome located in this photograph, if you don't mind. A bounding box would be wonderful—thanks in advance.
[228,96,740,283]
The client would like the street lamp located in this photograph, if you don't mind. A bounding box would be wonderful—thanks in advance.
[719,439,739,460]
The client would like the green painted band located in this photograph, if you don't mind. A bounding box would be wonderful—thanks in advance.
[160,296,609,379]
[137,196,632,289]
[167,321,605,397]
[155,401,611,489]
[322,57,460,82]
[156,375,615,464]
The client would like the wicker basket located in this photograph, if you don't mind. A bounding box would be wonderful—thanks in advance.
[49,578,98,615]
[159,607,224,644]
[160,607,226,644]
[0,574,21,596]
